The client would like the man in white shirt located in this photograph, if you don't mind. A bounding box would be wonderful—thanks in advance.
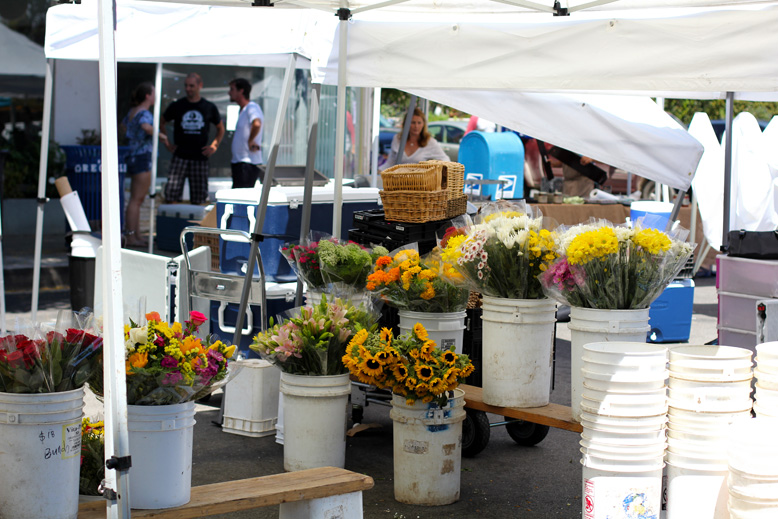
[228,78,264,188]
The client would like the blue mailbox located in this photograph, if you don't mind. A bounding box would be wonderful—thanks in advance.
[458,131,524,199]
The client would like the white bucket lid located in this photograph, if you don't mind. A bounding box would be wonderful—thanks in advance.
[668,369,753,383]
[756,342,778,361]
[582,367,669,384]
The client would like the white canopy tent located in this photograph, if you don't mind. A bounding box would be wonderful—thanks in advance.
[0,23,46,96]
[53,0,778,516]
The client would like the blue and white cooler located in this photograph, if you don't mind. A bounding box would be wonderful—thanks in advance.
[215,183,381,281]
[210,281,299,357]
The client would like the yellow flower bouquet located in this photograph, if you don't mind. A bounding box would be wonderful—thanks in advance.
[366,247,469,313]
[124,311,237,405]
[342,323,474,407]
[539,220,695,309]
[440,200,558,299]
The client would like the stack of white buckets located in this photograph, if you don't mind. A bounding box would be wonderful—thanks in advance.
[753,342,778,417]
[664,345,754,518]
[727,417,778,518]
[579,342,668,518]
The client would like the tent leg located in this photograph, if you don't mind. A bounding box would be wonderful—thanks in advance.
[722,91,735,251]
[0,206,5,334]
[97,0,132,516]
[371,87,381,187]
[31,58,54,322]
[295,82,321,307]
[148,62,163,255]
[394,95,417,168]
[333,8,350,238]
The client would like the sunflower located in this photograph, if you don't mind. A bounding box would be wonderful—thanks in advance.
[421,395,434,404]
[420,340,436,362]
[380,327,393,345]
[374,350,390,365]
[392,363,409,381]
[429,377,447,394]
[415,364,434,381]
[408,348,420,361]
[404,376,418,390]
[359,355,384,378]
[442,350,458,365]
[461,363,475,377]
[349,329,369,347]
[413,323,429,341]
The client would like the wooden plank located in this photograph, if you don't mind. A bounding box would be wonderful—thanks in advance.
[461,384,583,433]
[78,467,374,519]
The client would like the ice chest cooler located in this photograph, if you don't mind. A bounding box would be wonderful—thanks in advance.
[209,281,298,357]
[215,184,381,281]
[157,204,207,252]
[647,278,694,343]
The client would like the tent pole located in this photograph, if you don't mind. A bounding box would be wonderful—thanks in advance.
[148,62,163,255]
[0,197,5,334]
[371,87,381,186]
[332,6,350,238]
[97,0,131,515]
[31,58,54,322]
[722,91,734,250]
[296,82,321,307]
[394,95,417,167]
[232,53,297,348]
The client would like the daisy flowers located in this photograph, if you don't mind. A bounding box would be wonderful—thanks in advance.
[342,323,474,407]
[440,200,558,299]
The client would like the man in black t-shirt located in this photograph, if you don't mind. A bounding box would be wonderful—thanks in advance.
[160,73,225,204]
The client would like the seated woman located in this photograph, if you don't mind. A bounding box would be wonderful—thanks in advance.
[379,107,449,171]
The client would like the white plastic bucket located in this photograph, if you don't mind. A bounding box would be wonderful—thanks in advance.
[581,416,666,437]
[584,342,668,367]
[727,417,778,477]
[728,491,778,519]
[630,200,673,230]
[665,461,728,519]
[582,368,668,392]
[569,308,651,422]
[754,384,778,407]
[581,396,667,418]
[398,310,467,354]
[667,388,753,413]
[481,296,556,407]
[666,443,727,466]
[582,385,666,402]
[666,436,726,458]
[669,345,753,370]
[753,403,778,418]
[665,450,728,472]
[754,368,778,390]
[280,373,351,471]
[729,466,778,500]
[0,388,84,519]
[127,402,196,509]
[755,342,778,362]
[582,426,666,445]
[755,358,778,375]
[667,406,752,427]
[580,438,666,457]
[582,459,663,519]
[390,389,466,506]
[223,359,280,438]
[668,368,753,383]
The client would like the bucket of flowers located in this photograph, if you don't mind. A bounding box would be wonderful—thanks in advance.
[367,246,469,353]
[438,200,560,408]
[79,417,105,497]
[342,323,474,505]
[0,311,103,519]
[250,297,381,471]
[123,310,237,509]
[539,218,695,421]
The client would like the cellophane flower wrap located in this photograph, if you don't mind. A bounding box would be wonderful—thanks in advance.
[0,311,103,394]
[342,323,474,407]
[250,296,381,376]
[124,310,237,405]
[80,417,105,496]
[366,246,469,312]
[317,238,389,291]
[539,218,695,309]
[440,200,558,299]
[280,234,330,290]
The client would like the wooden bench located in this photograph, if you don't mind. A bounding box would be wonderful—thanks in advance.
[78,466,374,519]
[461,384,583,433]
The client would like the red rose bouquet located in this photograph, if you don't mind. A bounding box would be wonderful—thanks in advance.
[0,312,103,394]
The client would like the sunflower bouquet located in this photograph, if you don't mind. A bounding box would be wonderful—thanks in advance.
[366,246,469,313]
[342,323,474,407]
[124,311,237,405]
[440,200,558,299]
[80,417,105,496]
[250,296,380,376]
[539,219,694,309]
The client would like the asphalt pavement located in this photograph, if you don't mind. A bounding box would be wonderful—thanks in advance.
[4,240,720,518]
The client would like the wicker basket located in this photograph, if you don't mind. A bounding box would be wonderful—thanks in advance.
[379,190,447,223]
[380,163,442,192]
[420,160,465,200]
[193,233,220,271]
[466,291,483,309]
[446,195,468,218]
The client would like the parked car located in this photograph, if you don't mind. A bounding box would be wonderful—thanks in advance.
[378,115,399,157]
[427,120,468,161]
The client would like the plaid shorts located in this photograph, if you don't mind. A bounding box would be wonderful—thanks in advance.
[164,156,209,204]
